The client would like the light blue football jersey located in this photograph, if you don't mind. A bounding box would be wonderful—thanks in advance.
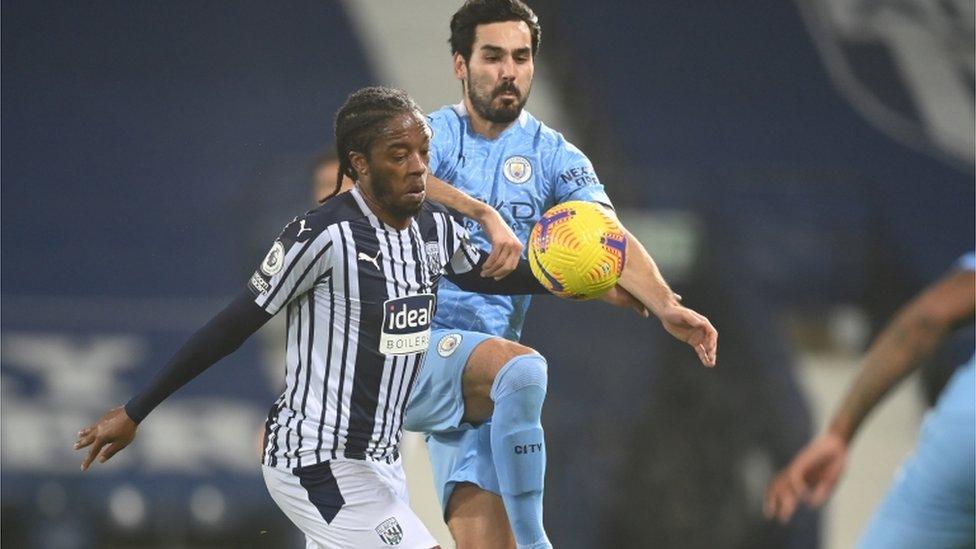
[940,251,976,416]
[428,103,613,340]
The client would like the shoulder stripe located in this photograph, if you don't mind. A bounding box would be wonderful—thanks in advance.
[277,242,334,308]
[259,234,333,309]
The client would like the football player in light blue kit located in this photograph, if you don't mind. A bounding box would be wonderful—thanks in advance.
[765,252,975,548]
[402,1,719,548]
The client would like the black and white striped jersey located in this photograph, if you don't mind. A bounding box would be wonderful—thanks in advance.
[251,187,481,467]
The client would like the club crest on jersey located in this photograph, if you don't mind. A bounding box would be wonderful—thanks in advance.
[424,241,441,276]
[375,516,403,546]
[380,294,435,355]
[437,333,463,357]
[260,241,285,276]
[503,156,532,184]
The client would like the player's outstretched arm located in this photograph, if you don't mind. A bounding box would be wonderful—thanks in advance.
[426,175,523,280]
[763,265,976,523]
[446,254,549,296]
[609,219,717,367]
[73,292,272,470]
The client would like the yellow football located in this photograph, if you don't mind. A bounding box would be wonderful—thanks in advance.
[528,201,627,299]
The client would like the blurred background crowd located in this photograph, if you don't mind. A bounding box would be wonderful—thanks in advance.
[2,1,973,548]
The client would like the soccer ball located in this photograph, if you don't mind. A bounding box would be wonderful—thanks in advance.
[528,201,627,299]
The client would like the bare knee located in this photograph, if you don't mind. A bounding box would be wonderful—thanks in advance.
[461,339,538,424]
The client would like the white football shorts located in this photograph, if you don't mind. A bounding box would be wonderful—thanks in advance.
[262,458,438,548]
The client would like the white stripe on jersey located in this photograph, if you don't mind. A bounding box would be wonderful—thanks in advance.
[332,221,363,459]
[367,215,402,457]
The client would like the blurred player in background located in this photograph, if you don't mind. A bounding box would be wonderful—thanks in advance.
[74,86,563,548]
[311,149,353,204]
[764,253,975,548]
[388,1,716,547]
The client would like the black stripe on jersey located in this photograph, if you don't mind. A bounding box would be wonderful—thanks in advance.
[417,224,435,292]
[368,224,400,457]
[379,357,409,458]
[343,221,390,459]
[385,357,417,456]
[296,291,315,467]
[407,226,427,292]
[262,394,284,466]
[442,213,457,261]
[370,355,398,457]
[396,230,411,290]
[266,396,285,467]
[329,226,354,458]
[279,242,335,307]
[447,213,480,271]
[284,300,303,467]
[313,268,333,286]
[315,274,336,461]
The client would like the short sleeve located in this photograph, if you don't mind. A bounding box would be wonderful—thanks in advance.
[549,133,613,208]
[427,110,461,182]
[247,216,333,316]
[442,213,483,276]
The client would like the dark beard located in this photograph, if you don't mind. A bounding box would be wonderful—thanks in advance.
[467,81,527,124]
[372,173,423,218]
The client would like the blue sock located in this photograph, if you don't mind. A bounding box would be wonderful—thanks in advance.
[489,353,551,549]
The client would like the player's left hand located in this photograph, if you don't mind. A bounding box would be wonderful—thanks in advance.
[763,431,848,524]
[600,285,650,317]
[479,207,523,280]
[658,305,718,367]
[74,406,138,471]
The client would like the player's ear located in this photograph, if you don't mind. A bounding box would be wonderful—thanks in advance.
[349,151,369,179]
[453,53,467,82]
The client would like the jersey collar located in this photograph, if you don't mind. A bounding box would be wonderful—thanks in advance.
[349,186,419,233]
[451,101,532,139]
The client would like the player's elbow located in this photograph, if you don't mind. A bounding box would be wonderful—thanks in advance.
[901,305,953,342]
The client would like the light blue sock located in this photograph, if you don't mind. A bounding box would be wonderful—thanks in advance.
[489,353,551,549]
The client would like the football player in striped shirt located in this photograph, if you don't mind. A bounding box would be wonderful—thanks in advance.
[74,86,627,548]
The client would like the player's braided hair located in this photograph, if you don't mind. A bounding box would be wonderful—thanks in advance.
[324,86,423,202]
[450,0,541,62]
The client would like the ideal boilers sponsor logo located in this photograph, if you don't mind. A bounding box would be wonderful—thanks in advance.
[380,294,435,355]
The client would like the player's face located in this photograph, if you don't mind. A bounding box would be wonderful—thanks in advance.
[457,20,534,124]
[362,112,431,219]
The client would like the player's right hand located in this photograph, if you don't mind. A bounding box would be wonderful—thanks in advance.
[479,207,523,280]
[658,305,718,367]
[763,431,849,524]
[74,406,138,471]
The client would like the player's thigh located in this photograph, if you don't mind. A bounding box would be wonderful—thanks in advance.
[262,462,439,549]
[404,329,495,433]
[446,482,515,549]
[461,338,538,424]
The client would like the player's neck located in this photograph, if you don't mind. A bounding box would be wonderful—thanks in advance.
[355,184,413,230]
[463,98,516,140]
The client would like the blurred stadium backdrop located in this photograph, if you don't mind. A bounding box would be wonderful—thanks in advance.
[2,1,973,548]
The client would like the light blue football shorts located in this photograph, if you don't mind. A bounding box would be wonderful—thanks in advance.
[404,329,501,513]
[857,359,975,548]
